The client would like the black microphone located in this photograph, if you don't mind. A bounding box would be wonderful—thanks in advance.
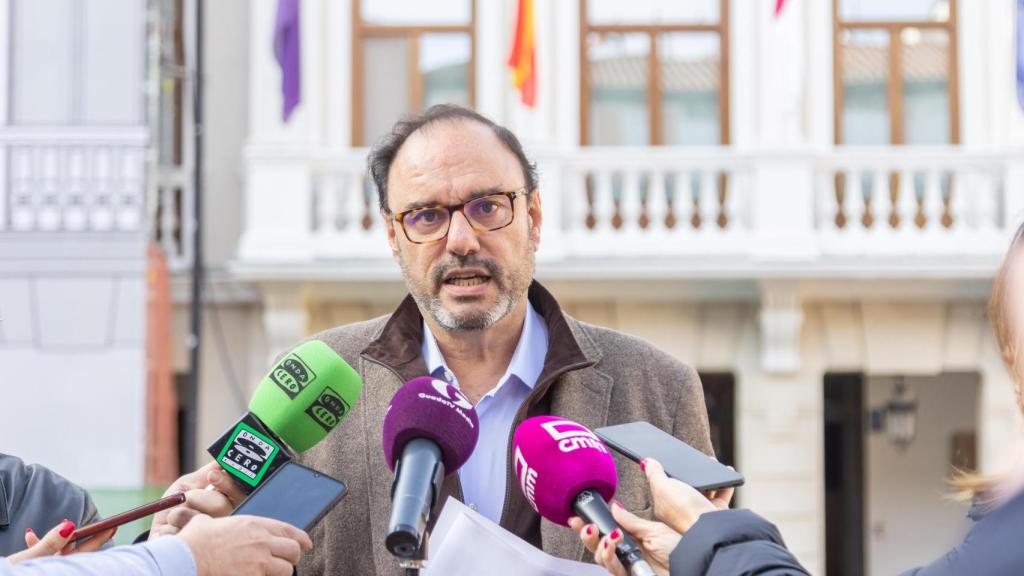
[381,377,480,558]
[574,489,650,572]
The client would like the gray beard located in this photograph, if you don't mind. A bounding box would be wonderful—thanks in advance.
[399,252,532,332]
[420,288,519,332]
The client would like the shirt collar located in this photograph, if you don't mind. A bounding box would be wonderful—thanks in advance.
[421,301,549,394]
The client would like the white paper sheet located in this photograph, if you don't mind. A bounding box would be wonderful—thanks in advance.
[424,497,608,576]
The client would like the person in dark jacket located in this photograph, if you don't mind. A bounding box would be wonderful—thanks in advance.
[898,221,1024,576]
[570,457,808,576]
[0,454,114,557]
[573,222,1024,576]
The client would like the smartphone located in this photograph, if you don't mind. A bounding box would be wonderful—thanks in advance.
[595,421,744,491]
[231,461,347,532]
[69,492,187,543]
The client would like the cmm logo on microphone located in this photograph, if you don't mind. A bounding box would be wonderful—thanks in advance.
[540,419,609,454]
[305,386,349,432]
[269,353,317,399]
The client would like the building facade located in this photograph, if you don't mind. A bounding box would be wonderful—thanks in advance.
[225,1,1024,574]
[0,0,152,520]
[2,0,1022,573]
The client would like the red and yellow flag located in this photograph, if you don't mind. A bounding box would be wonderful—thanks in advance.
[508,0,536,108]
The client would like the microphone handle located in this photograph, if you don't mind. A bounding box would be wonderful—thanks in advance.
[386,438,445,559]
[573,489,656,576]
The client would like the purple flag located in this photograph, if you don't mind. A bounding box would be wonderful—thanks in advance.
[274,0,301,122]
[1018,0,1024,112]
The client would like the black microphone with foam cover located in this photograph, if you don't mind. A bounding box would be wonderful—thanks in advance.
[381,376,479,559]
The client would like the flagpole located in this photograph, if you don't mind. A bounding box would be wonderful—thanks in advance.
[184,0,205,473]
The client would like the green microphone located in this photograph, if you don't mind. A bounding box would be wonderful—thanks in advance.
[207,340,362,492]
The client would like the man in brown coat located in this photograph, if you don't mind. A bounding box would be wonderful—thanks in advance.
[295,105,713,575]
[150,105,711,575]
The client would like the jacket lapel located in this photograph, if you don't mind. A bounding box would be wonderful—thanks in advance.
[360,300,434,574]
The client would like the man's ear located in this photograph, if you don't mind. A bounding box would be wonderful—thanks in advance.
[527,189,543,250]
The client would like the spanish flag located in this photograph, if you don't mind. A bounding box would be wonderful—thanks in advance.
[508,0,536,108]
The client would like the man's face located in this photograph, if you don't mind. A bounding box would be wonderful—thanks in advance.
[384,120,542,332]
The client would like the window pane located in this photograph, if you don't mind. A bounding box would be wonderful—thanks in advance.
[660,33,720,145]
[588,33,650,146]
[588,0,720,25]
[361,0,470,25]
[902,28,950,144]
[840,29,890,145]
[11,0,75,124]
[420,34,471,109]
[363,36,410,146]
[839,0,949,22]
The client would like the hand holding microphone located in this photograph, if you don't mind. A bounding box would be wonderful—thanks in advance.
[512,416,657,576]
[572,458,735,576]
[151,340,362,540]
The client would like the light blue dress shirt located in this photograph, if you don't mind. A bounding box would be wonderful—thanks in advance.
[0,536,195,576]
[422,302,549,525]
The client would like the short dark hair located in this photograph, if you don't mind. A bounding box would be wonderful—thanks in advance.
[367,104,539,212]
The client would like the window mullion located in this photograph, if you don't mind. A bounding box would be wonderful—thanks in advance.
[888,25,904,145]
[649,31,662,146]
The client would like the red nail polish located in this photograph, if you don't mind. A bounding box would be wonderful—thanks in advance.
[611,529,621,540]
[59,521,75,538]
[603,539,609,549]
[639,459,647,471]
[25,528,33,534]
[585,525,593,536]
[612,499,624,509]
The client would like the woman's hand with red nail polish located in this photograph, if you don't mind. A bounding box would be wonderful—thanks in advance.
[8,518,115,564]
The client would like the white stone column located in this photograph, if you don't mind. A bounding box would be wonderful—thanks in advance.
[552,0,580,149]
[759,281,804,373]
[475,0,506,123]
[754,0,806,148]
[982,0,1024,148]
[0,0,10,230]
[977,327,1023,476]
[324,0,352,149]
[260,282,310,367]
[736,304,826,575]
[749,154,818,260]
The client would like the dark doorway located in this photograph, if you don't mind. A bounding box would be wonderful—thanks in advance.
[175,372,191,477]
[701,373,736,467]
[824,373,865,576]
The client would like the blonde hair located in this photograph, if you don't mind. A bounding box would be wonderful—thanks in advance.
[950,223,1024,501]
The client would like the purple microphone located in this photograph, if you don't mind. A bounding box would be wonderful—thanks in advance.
[513,416,656,576]
[382,376,479,559]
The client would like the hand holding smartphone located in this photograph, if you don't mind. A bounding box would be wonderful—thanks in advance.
[231,461,347,532]
[596,421,744,491]
[69,492,187,544]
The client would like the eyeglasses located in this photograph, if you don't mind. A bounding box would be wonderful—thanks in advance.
[389,188,529,244]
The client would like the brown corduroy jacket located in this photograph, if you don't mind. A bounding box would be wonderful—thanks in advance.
[296,281,713,575]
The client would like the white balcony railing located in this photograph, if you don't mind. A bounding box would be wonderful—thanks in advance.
[150,166,195,272]
[239,146,1023,277]
[816,148,1010,257]
[0,129,147,234]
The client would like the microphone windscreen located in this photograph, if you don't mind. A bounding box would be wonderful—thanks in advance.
[248,340,363,452]
[512,416,618,526]
[382,376,479,475]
